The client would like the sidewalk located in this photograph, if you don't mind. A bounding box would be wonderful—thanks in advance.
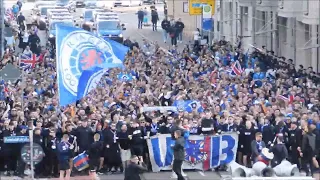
[135,26,193,52]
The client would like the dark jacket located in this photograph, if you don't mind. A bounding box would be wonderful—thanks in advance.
[270,143,288,167]
[161,20,170,31]
[74,126,93,150]
[200,118,216,134]
[137,10,144,19]
[88,141,104,160]
[151,10,159,23]
[261,124,275,146]
[301,132,316,160]
[175,21,184,32]
[124,162,148,180]
[251,140,266,159]
[172,136,185,161]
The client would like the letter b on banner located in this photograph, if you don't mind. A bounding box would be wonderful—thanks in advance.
[210,134,236,168]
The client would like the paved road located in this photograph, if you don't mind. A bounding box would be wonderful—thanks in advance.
[1,170,222,180]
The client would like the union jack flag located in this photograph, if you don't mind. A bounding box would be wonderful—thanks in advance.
[277,94,294,104]
[19,53,39,71]
[230,60,244,76]
[185,140,205,165]
[5,8,15,21]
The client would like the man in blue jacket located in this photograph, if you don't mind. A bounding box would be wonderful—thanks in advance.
[137,8,144,29]
[57,134,72,180]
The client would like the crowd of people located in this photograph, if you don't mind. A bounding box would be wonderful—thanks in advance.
[1,3,320,180]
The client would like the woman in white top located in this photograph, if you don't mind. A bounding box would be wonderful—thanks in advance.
[193,28,201,51]
[23,46,32,55]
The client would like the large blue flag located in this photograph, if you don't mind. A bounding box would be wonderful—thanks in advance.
[56,25,128,106]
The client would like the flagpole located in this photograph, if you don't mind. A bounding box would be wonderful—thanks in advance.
[21,67,34,179]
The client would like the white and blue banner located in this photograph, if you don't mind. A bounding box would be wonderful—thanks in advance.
[172,100,204,113]
[202,5,213,31]
[4,136,30,143]
[147,133,238,172]
[55,25,128,106]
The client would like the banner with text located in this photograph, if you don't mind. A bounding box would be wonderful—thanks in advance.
[147,133,238,172]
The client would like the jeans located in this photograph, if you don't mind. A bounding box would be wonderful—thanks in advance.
[171,37,177,46]
[138,19,143,29]
[152,22,157,31]
[173,160,184,180]
[178,32,183,41]
[162,30,168,42]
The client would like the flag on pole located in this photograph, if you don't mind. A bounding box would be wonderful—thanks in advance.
[19,53,38,71]
[56,25,128,106]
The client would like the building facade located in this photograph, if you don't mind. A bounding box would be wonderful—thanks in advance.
[166,0,320,71]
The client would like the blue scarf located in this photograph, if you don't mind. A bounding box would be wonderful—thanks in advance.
[256,141,262,153]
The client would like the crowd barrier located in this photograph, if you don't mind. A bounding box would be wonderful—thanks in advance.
[147,133,238,172]
[4,133,238,173]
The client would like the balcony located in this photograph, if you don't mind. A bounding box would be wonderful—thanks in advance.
[238,0,255,7]
[278,0,304,18]
[299,0,320,25]
[256,0,278,11]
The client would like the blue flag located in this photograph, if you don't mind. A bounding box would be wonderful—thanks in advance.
[172,100,204,113]
[56,25,128,106]
[77,67,107,100]
[117,73,133,81]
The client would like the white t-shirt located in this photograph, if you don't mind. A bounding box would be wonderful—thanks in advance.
[193,31,200,40]
[23,33,29,43]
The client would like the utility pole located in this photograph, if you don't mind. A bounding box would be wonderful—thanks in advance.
[0,0,4,57]
[252,1,256,45]
[231,0,234,44]
[219,0,223,40]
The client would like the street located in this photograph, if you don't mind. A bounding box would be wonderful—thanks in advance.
[1,171,223,180]
[5,1,191,48]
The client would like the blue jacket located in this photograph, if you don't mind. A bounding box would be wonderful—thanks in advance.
[137,10,144,19]
[57,141,70,161]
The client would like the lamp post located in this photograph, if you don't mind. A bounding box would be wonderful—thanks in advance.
[0,0,4,57]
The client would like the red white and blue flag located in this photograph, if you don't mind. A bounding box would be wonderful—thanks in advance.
[19,53,38,71]
[277,94,294,104]
[147,134,238,172]
[230,60,244,76]
[5,8,15,21]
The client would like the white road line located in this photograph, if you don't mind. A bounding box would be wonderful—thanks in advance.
[198,171,206,176]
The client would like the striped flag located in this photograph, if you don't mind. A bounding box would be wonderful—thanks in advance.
[277,95,289,101]
[19,53,38,71]
[288,94,294,104]
[230,60,243,76]
[5,8,15,21]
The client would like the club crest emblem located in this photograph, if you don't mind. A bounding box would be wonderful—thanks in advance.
[185,140,207,166]
[57,30,122,96]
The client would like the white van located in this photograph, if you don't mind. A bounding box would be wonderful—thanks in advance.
[113,0,142,7]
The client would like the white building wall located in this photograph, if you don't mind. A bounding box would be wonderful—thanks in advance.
[166,0,320,71]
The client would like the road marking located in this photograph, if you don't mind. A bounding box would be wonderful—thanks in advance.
[198,171,206,176]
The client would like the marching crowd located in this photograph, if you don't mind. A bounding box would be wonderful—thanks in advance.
[1,4,320,180]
